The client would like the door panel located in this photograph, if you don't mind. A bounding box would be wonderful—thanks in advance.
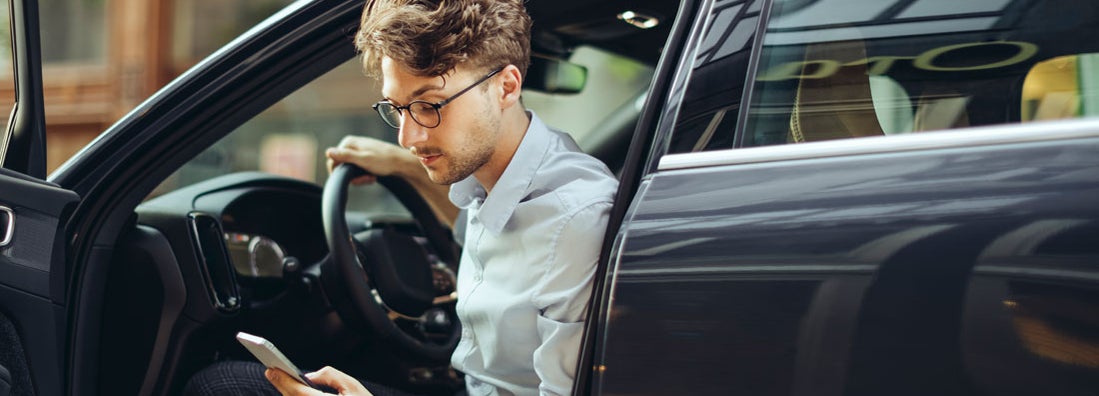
[0,168,79,396]
[595,134,1099,395]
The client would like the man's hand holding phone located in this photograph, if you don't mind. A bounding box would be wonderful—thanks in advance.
[266,366,374,396]
[236,332,372,396]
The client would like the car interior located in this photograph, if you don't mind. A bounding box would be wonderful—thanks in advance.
[39,0,1099,394]
[89,0,682,395]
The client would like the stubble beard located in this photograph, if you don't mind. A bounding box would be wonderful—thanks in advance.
[423,108,499,185]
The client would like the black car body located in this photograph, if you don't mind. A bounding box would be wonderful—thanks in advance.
[1,0,1097,395]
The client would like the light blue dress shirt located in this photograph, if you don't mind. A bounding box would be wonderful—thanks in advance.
[448,112,618,396]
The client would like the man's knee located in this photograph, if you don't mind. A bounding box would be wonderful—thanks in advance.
[183,361,278,396]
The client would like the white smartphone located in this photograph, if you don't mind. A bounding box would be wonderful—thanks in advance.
[236,332,319,389]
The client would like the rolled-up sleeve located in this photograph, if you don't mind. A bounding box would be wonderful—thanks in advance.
[530,200,612,396]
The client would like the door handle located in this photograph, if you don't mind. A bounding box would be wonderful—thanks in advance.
[0,206,12,247]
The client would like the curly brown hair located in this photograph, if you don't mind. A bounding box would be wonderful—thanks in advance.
[354,0,532,79]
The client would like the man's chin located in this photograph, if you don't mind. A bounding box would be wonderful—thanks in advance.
[428,168,476,186]
[425,169,455,185]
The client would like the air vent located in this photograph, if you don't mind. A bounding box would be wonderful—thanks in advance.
[189,212,241,312]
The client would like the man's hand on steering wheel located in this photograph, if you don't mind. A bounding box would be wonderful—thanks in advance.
[326,135,457,227]
[326,136,417,186]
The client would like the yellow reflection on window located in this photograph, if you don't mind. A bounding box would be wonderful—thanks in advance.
[1021,54,1099,122]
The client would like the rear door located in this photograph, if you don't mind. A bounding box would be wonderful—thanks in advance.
[591,0,1099,394]
[0,0,79,395]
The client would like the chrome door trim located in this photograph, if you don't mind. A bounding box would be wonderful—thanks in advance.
[658,119,1099,171]
[0,206,13,247]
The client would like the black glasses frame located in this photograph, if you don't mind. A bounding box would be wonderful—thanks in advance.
[372,67,505,129]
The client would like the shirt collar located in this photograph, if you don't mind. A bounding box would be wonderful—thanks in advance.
[449,111,552,235]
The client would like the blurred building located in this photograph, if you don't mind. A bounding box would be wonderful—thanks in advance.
[0,0,295,172]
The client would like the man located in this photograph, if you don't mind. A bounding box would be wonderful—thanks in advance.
[187,0,617,395]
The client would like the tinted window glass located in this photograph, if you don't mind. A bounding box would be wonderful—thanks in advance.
[1022,54,1099,122]
[666,0,762,154]
[669,0,1099,153]
[738,0,1099,147]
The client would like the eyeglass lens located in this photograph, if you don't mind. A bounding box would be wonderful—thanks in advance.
[375,101,443,129]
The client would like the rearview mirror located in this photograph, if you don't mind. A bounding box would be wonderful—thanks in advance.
[525,55,587,94]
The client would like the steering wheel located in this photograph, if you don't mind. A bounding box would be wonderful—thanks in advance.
[320,163,460,362]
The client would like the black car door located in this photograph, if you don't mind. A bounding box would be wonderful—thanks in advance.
[0,1,80,395]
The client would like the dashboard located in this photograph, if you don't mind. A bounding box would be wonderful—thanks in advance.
[128,173,462,392]
[136,172,454,317]
[138,174,339,313]
[224,231,287,279]
[213,187,330,275]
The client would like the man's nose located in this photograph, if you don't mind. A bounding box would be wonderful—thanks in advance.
[397,116,428,149]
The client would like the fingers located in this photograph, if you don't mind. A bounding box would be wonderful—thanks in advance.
[336,135,374,151]
[326,149,379,185]
[265,367,375,396]
[325,136,405,177]
[325,147,352,174]
[305,366,374,396]
[350,175,377,185]
[266,368,324,396]
[327,136,367,174]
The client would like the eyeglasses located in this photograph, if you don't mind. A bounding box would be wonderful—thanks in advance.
[372,67,504,129]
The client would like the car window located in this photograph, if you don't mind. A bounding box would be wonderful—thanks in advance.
[170,0,296,75]
[150,59,409,216]
[1022,53,1099,122]
[0,1,12,103]
[40,0,106,65]
[669,0,1099,153]
[151,46,652,216]
[525,46,654,152]
[0,2,10,159]
[665,0,762,154]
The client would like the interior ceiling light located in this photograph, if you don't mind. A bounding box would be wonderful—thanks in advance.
[617,10,660,29]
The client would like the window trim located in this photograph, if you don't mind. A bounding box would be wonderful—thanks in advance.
[658,118,1099,171]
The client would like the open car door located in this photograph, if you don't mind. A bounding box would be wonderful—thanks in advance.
[0,0,80,395]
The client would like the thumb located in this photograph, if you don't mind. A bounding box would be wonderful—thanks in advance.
[326,148,360,174]
[265,368,317,395]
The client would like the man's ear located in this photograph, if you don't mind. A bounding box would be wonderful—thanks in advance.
[498,64,523,109]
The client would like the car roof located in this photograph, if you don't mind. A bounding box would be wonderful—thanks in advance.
[527,0,679,65]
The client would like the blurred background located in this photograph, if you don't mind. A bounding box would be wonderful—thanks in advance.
[0,0,302,173]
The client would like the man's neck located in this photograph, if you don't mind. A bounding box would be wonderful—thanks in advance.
[474,109,532,193]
